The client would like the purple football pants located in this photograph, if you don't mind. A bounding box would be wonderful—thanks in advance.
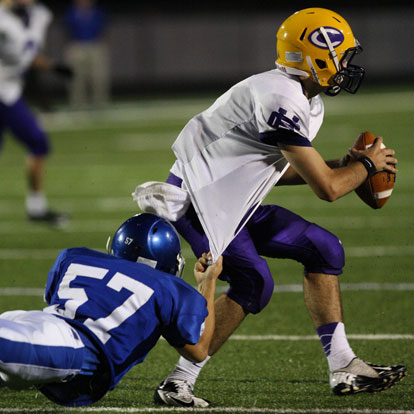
[0,98,49,156]
[167,173,345,314]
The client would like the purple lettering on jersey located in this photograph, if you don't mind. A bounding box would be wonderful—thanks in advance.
[24,40,37,52]
[267,107,300,132]
[308,27,344,49]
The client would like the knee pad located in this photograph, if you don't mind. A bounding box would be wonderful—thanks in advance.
[303,223,345,275]
[224,256,274,314]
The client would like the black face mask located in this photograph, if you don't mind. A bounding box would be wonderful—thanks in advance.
[325,46,365,96]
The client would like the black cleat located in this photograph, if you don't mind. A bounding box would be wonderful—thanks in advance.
[28,210,70,228]
[330,357,407,395]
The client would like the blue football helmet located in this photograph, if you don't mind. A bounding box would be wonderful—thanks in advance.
[107,213,185,277]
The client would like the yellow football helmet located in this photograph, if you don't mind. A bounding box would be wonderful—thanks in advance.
[276,8,365,95]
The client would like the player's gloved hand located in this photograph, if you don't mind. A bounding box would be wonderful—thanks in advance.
[52,63,74,80]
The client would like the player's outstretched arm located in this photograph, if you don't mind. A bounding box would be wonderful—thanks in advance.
[279,140,397,202]
[176,253,223,363]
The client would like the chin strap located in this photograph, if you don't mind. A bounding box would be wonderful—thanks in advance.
[306,56,319,84]
[106,236,111,254]
[275,62,309,78]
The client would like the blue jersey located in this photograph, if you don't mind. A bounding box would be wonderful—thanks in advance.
[64,6,108,42]
[42,247,207,405]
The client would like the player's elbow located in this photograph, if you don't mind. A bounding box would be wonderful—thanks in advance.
[316,183,341,202]
[319,191,338,202]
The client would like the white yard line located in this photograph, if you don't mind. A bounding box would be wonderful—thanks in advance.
[0,287,45,296]
[0,246,413,259]
[36,90,414,132]
[0,407,413,413]
[230,334,414,341]
[38,100,212,132]
[346,246,414,257]
[0,216,413,233]
[0,189,414,215]
[273,282,414,293]
[1,283,414,297]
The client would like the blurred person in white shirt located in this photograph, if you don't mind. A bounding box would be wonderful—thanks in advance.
[0,0,73,227]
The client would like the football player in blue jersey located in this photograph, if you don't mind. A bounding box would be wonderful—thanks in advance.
[0,213,223,407]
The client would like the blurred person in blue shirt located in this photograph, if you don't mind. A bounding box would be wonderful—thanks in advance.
[64,0,110,109]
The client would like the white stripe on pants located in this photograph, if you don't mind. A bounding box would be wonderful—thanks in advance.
[0,310,85,389]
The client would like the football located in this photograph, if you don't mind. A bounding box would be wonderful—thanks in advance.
[353,131,396,209]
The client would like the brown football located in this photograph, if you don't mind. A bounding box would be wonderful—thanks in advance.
[353,131,396,209]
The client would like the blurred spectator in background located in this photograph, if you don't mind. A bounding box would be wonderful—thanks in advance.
[63,0,110,109]
[0,0,72,227]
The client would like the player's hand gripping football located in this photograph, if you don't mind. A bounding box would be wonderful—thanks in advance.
[349,136,398,174]
[194,252,223,285]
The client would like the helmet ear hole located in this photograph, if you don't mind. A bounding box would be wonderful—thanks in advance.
[299,28,308,41]
[315,59,327,69]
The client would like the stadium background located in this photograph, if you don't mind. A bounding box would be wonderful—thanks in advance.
[0,1,413,412]
[35,1,414,99]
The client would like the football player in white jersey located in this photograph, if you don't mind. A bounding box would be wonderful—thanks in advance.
[137,8,406,407]
[0,213,223,406]
[0,0,73,227]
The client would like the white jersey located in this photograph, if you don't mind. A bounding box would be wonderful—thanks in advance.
[0,3,52,105]
[168,69,325,261]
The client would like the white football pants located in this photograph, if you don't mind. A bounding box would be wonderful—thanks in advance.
[0,310,85,389]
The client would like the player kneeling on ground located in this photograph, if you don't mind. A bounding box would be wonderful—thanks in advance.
[0,213,222,407]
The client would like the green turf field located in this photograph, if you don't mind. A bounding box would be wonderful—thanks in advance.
[0,85,413,413]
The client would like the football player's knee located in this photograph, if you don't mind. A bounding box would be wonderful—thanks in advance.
[251,261,274,313]
[29,134,50,157]
[229,261,274,315]
[258,268,275,312]
[304,224,345,275]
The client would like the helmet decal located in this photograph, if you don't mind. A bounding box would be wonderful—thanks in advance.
[124,237,134,245]
[285,51,303,62]
[308,27,344,49]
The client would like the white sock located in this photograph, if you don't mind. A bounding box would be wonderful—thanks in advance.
[165,356,210,387]
[26,191,48,216]
[326,322,356,372]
